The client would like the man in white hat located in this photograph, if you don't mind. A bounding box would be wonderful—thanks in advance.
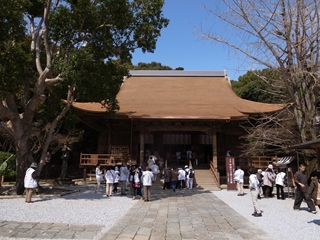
[24,162,38,203]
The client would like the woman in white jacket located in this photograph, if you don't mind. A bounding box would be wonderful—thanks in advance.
[105,167,115,197]
[95,163,103,192]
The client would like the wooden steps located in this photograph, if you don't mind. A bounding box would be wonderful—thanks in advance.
[194,169,221,191]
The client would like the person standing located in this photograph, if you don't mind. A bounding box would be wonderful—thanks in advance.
[151,163,159,182]
[275,168,286,200]
[178,167,186,190]
[163,167,172,190]
[24,162,38,203]
[60,143,71,178]
[249,168,262,217]
[148,155,156,169]
[306,169,320,211]
[132,167,143,200]
[184,165,190,189]
[119,162,129,195]
[263,165,275,198]
[142,166,153,202]
[293,163,317,213]
[95,163,103,193]
[159,158,165,178]
[256,169,264,198]
[113,166,120,193]
[105,167,115,197]
[234,166,244,196]
[188,167,195,190]
[171,168,179,192]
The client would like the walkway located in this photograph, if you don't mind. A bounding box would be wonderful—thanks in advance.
[100,188,271,240]
[0,187,273,240]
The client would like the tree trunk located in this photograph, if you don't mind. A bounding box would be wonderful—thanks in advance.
[15,138,34,195]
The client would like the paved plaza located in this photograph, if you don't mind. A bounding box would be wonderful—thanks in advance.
[0,186,273,240]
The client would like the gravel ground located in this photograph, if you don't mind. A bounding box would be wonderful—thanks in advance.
[213,189,320,240]
[2,184,319,240]
[0,184,136,238]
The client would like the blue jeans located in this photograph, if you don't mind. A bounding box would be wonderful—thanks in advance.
[172,181,177,190]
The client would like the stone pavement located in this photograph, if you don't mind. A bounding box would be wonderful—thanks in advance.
[0,188,273,240]
[0,221,104,239]
[100,188,272,240]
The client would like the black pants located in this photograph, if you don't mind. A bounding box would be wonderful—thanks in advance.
[264,185,273,198]
[293,187,316,211]
[163,182,171,189]
[177,180,184,189]
[133,187,142,197]
[276,184,285,199]
[113,183,118,193]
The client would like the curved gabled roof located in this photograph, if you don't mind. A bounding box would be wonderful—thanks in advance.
[71,70,286,120]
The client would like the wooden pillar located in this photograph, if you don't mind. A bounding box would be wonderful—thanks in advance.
[107,126,112,154]
[212,130,217,170]
[317,147,320,169]
[139,131,145,167]
[83,168,87,182]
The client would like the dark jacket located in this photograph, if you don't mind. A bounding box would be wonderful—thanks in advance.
[171,170,179,181]
[306,176,319,201]
[294,170,309,193]
[164,169,172,183]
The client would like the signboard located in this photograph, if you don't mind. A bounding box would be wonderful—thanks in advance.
[226,157,236,190]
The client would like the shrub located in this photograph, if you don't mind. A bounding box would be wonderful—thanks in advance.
[0,152,16,179]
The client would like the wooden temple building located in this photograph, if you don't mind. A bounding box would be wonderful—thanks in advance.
[72,70,285,186]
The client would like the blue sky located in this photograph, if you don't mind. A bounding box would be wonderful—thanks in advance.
[131,0,248,81]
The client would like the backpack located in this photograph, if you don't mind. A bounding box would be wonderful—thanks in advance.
[189,170,194,178]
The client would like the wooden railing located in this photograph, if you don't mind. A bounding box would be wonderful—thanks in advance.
[79,153,137,167]
[209,160,220,187]
[249,156,274,169]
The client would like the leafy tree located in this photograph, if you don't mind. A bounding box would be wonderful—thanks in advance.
[232,69,289,104]
[0,0,169,194]
[128,61,184,70]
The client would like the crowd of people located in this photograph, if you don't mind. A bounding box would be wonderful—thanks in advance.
[95,156,196,202]
[233,163,320,218]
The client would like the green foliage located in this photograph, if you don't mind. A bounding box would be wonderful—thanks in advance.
[127,61,184,70]
[232,69,288,104]
[0,152,16,178]
[128,61,172,70]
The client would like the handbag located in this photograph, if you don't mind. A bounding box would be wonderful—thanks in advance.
[134,182,139,188]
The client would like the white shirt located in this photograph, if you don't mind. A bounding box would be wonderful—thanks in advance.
[142,171,153,186]
[249,174,259,189]
[234,169,244,183]
[105,169,115,183]
[275,172,286,186]
[178,169,186,180]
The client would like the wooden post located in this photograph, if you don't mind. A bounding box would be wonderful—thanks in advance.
[317,147,320,169]
[139,132,145,167]
[83,168,87,182]
[212,130,217,170]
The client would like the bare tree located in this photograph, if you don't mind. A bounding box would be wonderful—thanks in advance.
[198,0,320,147]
